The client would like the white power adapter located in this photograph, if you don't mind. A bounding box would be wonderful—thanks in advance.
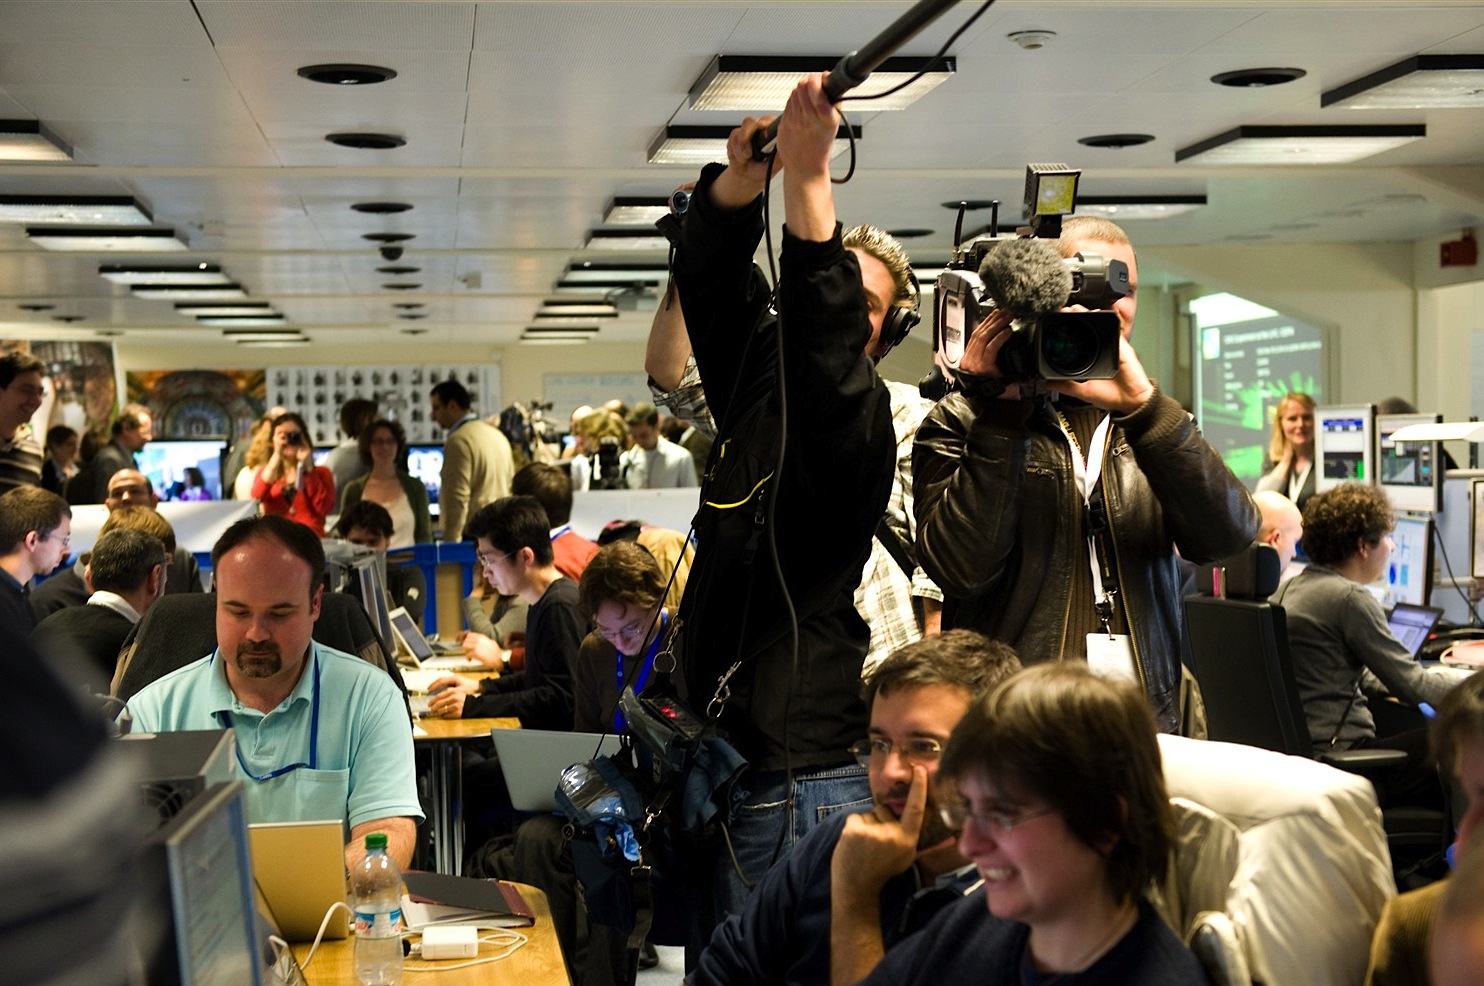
[420,925,479,960]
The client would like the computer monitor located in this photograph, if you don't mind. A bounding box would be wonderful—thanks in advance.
[135,440,226,501]
[323,539,393,649]
[406,443,444,517]
[1377,412,1443,514]
[143,781,262,986]
[1315,403,1375,494]
[1382,515,1434,609]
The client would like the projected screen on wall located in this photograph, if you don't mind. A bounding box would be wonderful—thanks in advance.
[1377,412,1443,514]
[1192,293,1326,488]
[1315,404,1375,494]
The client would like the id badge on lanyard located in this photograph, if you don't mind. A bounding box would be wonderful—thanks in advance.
[1057,412,1138,684]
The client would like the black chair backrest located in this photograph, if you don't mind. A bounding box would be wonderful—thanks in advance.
[112,591,403,704]
[1184,544,1311,756]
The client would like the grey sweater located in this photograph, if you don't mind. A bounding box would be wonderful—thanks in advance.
[1272,564,1455,751]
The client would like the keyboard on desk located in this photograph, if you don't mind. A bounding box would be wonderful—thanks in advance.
[401,667,485,694]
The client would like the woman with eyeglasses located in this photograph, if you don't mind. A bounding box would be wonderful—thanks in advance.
[853,663,1207,986]
[251,411,335,536]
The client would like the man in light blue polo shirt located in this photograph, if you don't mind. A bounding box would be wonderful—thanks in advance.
[128,515,422,870]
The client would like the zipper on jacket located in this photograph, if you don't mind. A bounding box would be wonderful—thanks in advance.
[1098,442,1148,697]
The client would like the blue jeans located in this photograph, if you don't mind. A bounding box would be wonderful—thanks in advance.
[687,762,870,964]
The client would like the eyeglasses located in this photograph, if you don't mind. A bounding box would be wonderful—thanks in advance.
[848,736,945,769]
[10,384,46,400]
[42,532,70,548]
[476,548,513,567]
[937,800,1057,835]
[594,617,648,644]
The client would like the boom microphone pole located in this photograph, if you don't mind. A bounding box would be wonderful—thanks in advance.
[749,0,968,159]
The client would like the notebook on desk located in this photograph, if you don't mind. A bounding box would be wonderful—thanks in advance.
[249,819,349,943]
[489,729,624,812]
[1387,602,1445,659]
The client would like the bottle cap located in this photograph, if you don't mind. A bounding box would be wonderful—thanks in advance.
[365,832,388,850]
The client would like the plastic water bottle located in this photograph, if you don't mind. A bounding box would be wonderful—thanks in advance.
[351,833,404,986]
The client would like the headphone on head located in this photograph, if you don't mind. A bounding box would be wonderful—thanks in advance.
[877,268,921,358]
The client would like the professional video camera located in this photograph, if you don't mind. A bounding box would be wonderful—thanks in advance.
[591,436,626,490]
[926,164,1130,397]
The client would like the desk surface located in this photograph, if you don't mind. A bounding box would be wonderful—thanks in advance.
[415,716,519,740]
[292,882,569,985]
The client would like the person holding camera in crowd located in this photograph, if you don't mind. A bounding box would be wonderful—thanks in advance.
[665,72,896,952]
[251,411,336,536]
[913,215,1256,733]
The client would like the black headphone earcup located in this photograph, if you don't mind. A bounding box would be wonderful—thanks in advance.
[880,305,921,354]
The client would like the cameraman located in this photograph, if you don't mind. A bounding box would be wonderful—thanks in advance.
[913,216,1256,732]
[668,74,895,946]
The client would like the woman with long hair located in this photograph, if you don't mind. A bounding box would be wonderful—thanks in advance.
[339,418,431,548]
[1256,392,1316,509]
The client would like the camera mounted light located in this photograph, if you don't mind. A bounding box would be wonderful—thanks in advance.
[1022,164,1081,239]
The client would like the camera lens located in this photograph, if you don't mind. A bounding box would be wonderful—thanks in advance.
[1040,320,1100,378]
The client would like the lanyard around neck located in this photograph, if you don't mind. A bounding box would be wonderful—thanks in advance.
[217,648,321,782]
[1055,411,1117,617]
[615,611,667,732]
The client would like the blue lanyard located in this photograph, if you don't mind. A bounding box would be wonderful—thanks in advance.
[550,525,571,541]
[216,648,321,782]
[615,612,666,733]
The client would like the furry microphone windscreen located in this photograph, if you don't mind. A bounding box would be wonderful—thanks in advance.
[977,238,1073,320]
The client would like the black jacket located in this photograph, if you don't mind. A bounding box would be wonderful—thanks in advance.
[914,388,1256,730]
[670,163,895,771]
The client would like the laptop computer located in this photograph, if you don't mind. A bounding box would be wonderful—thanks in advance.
[489,729,624,812]
[387,606,483,672]
[248,819,349,942]
[1387,602,1445,659]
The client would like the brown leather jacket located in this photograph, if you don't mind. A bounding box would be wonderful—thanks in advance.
[913,387,1257,731]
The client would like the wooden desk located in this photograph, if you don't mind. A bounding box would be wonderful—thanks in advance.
[291,882,569,985]
[413,716,519,875]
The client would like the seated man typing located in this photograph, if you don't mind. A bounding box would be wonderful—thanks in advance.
[687,630,1020,986]
[126,515,423,869]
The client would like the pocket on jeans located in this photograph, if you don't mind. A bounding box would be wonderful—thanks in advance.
[814,795,871,823]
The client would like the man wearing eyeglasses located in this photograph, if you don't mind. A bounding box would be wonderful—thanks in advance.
[0,352,46,494]
[0,485,72,639]
[75,402,154,505]
[686,630,1020,986]
[126,515,423,870]
[426,496,582,730]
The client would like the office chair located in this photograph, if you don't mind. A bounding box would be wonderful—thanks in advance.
[1155,734,1395,986]
[110,591,405,706]
[1182,543,1450,886]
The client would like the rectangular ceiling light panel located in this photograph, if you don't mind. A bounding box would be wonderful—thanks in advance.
[648,125,860,165]
[28,226,187,251]
[0,196,151,225]
[1322,55,1484,108]
[689,55,955,111]
[1174,125,1425,165]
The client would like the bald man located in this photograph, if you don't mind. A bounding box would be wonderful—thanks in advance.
[1253,490,1304,574]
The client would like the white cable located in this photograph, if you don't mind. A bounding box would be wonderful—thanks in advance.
[297,900,353,970]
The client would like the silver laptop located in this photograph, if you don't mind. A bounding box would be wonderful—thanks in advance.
[489,729,624,812]
[248,819,349,942]
[388,606,483,671]
[1387,602,1445,659]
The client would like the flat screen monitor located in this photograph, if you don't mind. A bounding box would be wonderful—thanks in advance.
[151,781,262,986]
[1315,403,1374,494]
[135,440,226,502]
[406,443,444,516]
[1377,412,1443,514]
[1382,515,1434,609]
[323,539,392,649]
